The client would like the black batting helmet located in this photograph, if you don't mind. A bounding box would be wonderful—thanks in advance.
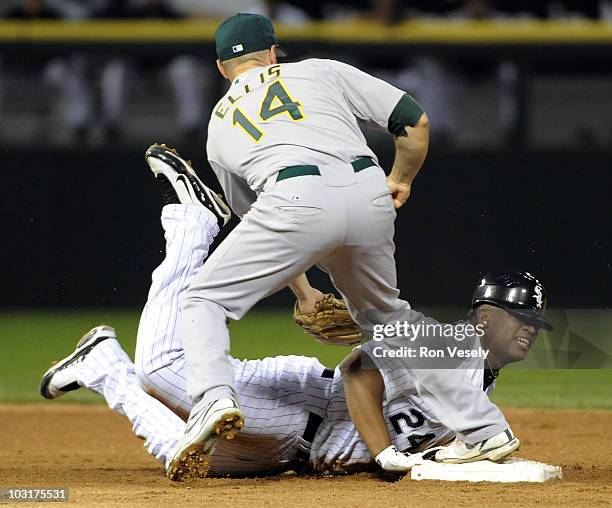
[470,270,553,331]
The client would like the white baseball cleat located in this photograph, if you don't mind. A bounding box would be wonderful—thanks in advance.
[434,428,520,463]
[166,397,244,481]
[375,445,424,472]
[145,143,231,228]
[39,325,117,399]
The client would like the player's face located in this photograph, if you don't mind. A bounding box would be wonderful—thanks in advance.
[485,309,539,364]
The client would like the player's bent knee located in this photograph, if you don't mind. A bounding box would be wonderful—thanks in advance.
[133,365,168,402]
[134,360,154,390]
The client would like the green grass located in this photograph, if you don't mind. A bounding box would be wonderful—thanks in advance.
[0,310,141,403]
[1,309,610,409]
[0,309,349,404]
[489,369,612,409]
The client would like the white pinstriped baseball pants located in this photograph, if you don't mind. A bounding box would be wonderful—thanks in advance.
[134,204,220,420]
[74,205,331,473]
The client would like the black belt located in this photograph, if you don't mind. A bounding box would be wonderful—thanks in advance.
[276,157,377,182]
[294,367,334,465]
[294,413,323,465]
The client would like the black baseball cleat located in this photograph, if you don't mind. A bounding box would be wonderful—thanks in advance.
[145,143,232,228]
[39,325,117,399]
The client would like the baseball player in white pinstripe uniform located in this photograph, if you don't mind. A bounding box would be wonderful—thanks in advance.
[37,200,479,477]
[40,151,551,478]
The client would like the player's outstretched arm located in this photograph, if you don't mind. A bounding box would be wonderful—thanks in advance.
[340,349,421,471]
[339,349,389,455]
[387,112,429,209]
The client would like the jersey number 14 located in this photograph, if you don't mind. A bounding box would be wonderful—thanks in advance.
[233,81,304,142]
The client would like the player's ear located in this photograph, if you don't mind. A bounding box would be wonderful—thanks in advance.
[475,305,491,327]
[270,45,278,65]
[216,59,229,80]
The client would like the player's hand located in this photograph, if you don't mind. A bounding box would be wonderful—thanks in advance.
[293,293,363,346]
[296,288,324,314]
[386,177,411,209]
[375,445,423,472]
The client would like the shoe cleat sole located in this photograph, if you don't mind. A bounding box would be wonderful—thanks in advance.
[167,412,244,482]
[214,413,244,440]
[167,444,211,482]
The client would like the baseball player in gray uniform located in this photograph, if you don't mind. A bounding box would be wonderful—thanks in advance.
[173,12,434,474]
[39,159,552,477]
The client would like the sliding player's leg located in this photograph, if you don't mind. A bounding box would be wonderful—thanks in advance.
[134,203,221,420]
[135,144,231,419]
[40,326,185,470]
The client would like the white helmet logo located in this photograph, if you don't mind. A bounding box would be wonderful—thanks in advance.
[232,44,244,53]
[533,284,544,308]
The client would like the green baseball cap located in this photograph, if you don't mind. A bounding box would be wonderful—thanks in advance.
[215,13,287,62]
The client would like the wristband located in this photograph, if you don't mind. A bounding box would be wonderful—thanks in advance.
[375,445,398,467]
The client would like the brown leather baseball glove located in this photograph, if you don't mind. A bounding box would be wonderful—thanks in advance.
[293,293,363,346]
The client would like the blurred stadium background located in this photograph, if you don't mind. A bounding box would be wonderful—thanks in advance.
[1,0,610,408]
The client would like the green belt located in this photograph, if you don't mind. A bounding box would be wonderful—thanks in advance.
[276,156,377,182]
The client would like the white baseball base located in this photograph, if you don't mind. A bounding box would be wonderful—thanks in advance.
[411,458,562,483]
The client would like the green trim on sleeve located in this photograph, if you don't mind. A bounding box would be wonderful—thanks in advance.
[387,94,424,137]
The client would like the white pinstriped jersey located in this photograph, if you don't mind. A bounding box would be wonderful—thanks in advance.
[86,329,497,476]
[208,355,332,475]
[206,353,494,474]
[311,366,495,473]
[207,353,495,474]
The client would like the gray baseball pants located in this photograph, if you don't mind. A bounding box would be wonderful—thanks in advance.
[181,162,401,401]
[180,161,504,442]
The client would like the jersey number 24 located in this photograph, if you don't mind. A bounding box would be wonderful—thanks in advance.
[233,81,304,142]
[389,410,436,453]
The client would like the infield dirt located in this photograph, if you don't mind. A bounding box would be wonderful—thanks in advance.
[1,405,610,507]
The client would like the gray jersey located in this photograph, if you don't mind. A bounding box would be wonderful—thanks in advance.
[207,58,405,216]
